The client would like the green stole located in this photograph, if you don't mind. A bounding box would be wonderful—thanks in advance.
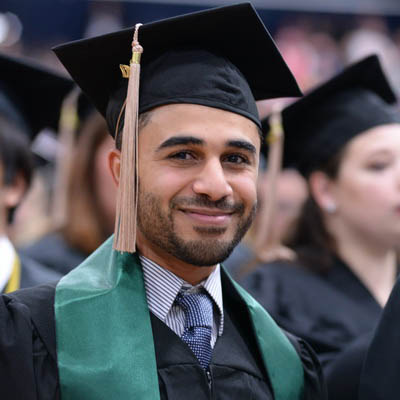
[55,237,304,399]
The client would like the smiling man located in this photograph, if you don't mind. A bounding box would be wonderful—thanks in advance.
[127,103,259,284]
[0,4,325,400]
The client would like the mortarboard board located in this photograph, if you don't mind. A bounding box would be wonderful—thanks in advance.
[262,54,400,177]
[53,2,301,253]
[53,2,301,135]
[0,52,74,142]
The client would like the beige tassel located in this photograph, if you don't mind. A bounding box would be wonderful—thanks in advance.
[113,23,143,253]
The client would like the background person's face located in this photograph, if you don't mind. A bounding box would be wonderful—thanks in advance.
[0,160,26,236]
[136,103,260,267]
[329,123,400,248]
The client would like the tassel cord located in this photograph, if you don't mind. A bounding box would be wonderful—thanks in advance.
[113,23,143,252]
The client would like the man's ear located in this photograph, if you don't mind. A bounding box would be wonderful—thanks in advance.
[308,171,337,214]
[108,148,121,186]
[4,172,27,208]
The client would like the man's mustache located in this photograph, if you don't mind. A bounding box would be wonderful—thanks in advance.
[171,195,245,214]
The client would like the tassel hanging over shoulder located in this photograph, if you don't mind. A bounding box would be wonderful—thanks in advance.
[113,23,143,253]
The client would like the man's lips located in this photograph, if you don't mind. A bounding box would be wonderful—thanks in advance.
[179,208,234,224]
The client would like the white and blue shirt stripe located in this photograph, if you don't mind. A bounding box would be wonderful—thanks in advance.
[140,255,224,348]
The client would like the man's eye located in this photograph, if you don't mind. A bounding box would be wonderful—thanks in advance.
[224,154,249,164]
[169,151,194,160]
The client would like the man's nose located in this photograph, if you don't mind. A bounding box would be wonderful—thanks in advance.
[192,158,233,201]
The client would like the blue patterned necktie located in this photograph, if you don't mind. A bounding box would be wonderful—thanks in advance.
[176,291,214,370]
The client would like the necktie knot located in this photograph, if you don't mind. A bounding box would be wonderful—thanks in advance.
[176,292,213,329]
[176,291,214,369]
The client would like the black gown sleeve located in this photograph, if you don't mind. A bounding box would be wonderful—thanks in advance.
[359,276,400,400]
[19,233,87,275]
[325,333,372,400]
[284,331,327,400]
[0,284,59,400]
[241,260,380,373]
[20,254,62,289]
[242,263,341,365]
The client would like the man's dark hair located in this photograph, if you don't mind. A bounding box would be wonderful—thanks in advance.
[115,111,153,151]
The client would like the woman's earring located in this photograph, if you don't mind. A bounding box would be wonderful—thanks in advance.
[325,203,337,214]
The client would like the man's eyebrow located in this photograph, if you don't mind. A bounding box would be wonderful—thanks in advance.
[226,140,257,154]
[156,136,204,151]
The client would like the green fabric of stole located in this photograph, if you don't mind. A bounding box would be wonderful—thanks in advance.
[55,237,160,400]
[55,237,304,399]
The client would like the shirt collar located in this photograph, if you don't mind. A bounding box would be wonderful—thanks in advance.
[0,236,16,291]
[140,255,224,336]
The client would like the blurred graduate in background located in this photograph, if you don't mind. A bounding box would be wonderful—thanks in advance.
[0,53,72,291]
[20,90,116,274]
[242,55,400,371]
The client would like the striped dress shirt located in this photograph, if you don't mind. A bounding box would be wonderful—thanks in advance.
[140,255,224,348]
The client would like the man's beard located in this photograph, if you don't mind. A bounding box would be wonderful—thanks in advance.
[137,190,256,267]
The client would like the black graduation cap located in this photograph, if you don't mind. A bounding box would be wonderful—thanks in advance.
[262,54,400,177]
[53,2,301,136]
[0,52,74,141]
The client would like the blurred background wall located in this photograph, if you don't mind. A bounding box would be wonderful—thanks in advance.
[1,0,399,94]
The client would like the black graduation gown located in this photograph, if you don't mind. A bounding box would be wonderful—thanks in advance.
[241,257,382,368]
[0,277,325,400]
[19,254,62,289]
[324,332,372,400]
[357,275,400,400]
[20,233,87,275]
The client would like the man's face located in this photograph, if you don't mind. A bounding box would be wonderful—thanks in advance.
[136,103,260,267]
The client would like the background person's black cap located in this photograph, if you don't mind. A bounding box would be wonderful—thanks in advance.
[53,2,302,136]
[0,52,74,141]
[262,54,400,177]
